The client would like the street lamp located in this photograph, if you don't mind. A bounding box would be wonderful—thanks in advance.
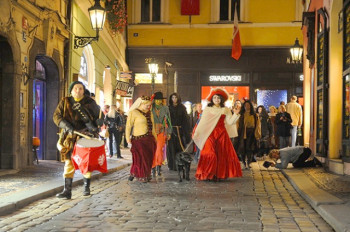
[289,38,303,64]
[146,58,158,93]
[74,0,106,49]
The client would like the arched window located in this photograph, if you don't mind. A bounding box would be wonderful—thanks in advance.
[78,45,95,93]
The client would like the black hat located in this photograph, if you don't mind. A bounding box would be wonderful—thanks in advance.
[68,81,85,94]
[153,91,166,100]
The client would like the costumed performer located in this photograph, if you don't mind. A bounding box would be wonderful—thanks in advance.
[53,81,103,199]
[151,91,172,177]
[193,87,242,181]
[125,96,157,183]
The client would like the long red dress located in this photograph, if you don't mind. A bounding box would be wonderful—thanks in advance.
[195,115,242,180]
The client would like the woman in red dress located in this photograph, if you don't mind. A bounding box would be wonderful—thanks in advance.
[193,88,242,181]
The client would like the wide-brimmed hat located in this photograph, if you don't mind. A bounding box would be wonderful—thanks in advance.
[206,87,229,102]
[152,91,166,100]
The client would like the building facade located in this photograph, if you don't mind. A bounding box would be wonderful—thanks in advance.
[127,0,304,112]
[302,0,350,175]
[0,0,129,170]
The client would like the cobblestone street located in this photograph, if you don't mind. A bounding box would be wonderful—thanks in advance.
[0,163,333,232]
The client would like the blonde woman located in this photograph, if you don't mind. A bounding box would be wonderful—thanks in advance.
[125,96,157,183]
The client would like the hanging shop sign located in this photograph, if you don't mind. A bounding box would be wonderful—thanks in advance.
[120,71,132,79]
[115,80,130,96]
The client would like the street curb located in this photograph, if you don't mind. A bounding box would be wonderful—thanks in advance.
[0,161,131,216]
[281,169,350,232]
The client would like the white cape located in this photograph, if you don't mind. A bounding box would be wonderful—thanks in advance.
[193,107,239,150]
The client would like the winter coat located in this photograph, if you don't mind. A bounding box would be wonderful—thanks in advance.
[276,112,292,137]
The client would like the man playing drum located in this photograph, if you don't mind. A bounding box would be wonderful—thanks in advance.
[53,81,103,199]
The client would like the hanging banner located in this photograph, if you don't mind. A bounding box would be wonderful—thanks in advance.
[115,80,130,96]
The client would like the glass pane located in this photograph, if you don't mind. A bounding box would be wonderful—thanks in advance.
[141,0,150,22]
[220,0,229,21]
[234,0,240,20]
[153,0,161,22]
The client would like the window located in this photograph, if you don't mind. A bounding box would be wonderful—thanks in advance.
[219,0,240,21]
[79,52,88,87]
[141,0,161,22]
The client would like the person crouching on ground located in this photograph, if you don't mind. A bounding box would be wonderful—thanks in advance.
[193,87,242,181]
[53,81,103,199]
[266,146,321,169]
[125,96,157,183]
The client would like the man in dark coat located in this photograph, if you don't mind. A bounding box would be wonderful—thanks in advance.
[53,81,103,199]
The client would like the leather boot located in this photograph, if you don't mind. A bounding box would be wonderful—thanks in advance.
[83,178,91,196]
[56,178,73,199]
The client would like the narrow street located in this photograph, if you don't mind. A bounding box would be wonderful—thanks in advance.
[0,163,333,232]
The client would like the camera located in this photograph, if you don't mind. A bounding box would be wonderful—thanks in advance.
[263,161,272,168]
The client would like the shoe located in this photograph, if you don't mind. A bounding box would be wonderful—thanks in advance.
[109,155,113,158]
[128,175,134,181]
[117,155,124,159]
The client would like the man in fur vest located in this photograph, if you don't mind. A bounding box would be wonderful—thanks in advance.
[53,81,103,199]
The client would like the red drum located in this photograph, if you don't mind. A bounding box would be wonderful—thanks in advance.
[71,138,107,175]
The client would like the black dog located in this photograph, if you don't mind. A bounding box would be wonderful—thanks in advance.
[175,152,193,182]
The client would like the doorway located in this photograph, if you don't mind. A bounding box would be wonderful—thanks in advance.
[32,79,46,160]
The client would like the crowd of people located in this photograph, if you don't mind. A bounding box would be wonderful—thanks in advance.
[54,81,306,199]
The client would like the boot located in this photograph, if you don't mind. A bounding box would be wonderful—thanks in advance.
[56,178,72,199]
[83,178,91,196]
[157,166,162,176]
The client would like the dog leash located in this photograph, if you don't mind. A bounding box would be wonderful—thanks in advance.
[182,139,194,153]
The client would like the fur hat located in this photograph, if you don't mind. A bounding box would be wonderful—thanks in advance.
[68,81,86,95]
[206,87,229,102]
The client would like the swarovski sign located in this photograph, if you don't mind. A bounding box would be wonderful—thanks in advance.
[209,75,242,82]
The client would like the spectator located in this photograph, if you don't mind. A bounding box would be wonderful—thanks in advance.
[256,105,272,158]
[286,96,302,147]
[276,105,292,148]
[237,100,261,169]
[268,105,278,148]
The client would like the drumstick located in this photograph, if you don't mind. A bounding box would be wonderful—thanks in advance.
[73,131,94,140]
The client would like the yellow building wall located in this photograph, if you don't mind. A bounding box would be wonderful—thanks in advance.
[127,0,301,47]
[328,0,343,159]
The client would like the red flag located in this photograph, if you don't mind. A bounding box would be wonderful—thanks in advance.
[231,7,242,60]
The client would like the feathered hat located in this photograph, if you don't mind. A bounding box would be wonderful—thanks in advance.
[206,87,229,102]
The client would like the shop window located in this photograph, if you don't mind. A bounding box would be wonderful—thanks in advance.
[141,0,161,22]
[219,0,240,21]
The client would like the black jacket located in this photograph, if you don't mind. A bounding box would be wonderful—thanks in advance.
[276,112,292,137]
